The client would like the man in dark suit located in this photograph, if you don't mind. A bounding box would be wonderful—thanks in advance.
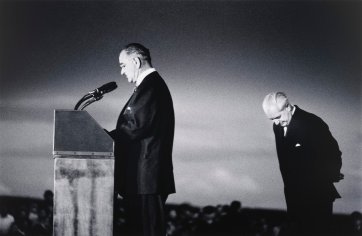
[262,92,343,235]
[108,43,175,236]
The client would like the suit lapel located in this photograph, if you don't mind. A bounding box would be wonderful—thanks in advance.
[116,89,138,129]
[120,92,136,115]
[274,124,284,140]
[118,72,158,122]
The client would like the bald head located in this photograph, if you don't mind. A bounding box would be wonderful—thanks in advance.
[262,92,294,126]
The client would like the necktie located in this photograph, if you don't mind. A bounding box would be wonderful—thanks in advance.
[283,127,287,137]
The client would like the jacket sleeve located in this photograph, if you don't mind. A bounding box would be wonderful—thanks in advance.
[109,87,159,142]
[314,118,342,182]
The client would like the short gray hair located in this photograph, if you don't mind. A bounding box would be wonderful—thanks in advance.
[262,92,290,114]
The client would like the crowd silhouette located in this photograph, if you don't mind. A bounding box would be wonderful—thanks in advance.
[0,190,53,236]
[0,190,361,236]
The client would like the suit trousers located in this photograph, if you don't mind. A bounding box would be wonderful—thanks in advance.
[284,197,333,236]
[115,194,168,236]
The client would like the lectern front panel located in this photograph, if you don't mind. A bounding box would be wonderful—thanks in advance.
[54,157,114,236]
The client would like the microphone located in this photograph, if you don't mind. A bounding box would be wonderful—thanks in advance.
[89,81,118,97]
[74,81,118,110]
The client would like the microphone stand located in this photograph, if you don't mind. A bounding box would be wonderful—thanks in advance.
[74,93,103,110]
[79,95,103,110]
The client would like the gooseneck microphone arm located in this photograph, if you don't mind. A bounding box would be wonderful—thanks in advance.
[74,93,93,110]
[78,96,102,110]
[74,81,117,110]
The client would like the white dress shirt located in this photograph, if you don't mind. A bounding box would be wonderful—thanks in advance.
[136,68,156,87]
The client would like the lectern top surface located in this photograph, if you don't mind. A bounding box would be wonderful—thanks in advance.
[53,110,114,155]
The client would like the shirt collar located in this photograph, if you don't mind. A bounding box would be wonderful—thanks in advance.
[136,68,156,87]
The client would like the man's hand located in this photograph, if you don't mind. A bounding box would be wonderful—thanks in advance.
[333,173,344,182]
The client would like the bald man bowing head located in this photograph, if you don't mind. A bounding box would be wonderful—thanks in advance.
[262,92,343,235]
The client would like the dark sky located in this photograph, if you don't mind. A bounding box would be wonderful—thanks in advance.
[0,1,361,213]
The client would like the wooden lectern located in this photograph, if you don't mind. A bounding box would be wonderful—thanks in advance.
[53,110,114,236]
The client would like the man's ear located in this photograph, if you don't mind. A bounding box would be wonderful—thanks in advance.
[286,104,291,111]
[133,57,141,68]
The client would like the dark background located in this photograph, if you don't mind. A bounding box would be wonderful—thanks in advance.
[0,0,361,213]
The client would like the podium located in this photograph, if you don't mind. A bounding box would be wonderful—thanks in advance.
[53,110,114,236]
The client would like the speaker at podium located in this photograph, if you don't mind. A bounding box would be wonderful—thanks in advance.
[53,109,114,236]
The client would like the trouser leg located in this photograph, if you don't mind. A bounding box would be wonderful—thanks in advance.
[123,194,168,236]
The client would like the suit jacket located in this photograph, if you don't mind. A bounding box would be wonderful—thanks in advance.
[273,106,342,203]
[109,71,175,195]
